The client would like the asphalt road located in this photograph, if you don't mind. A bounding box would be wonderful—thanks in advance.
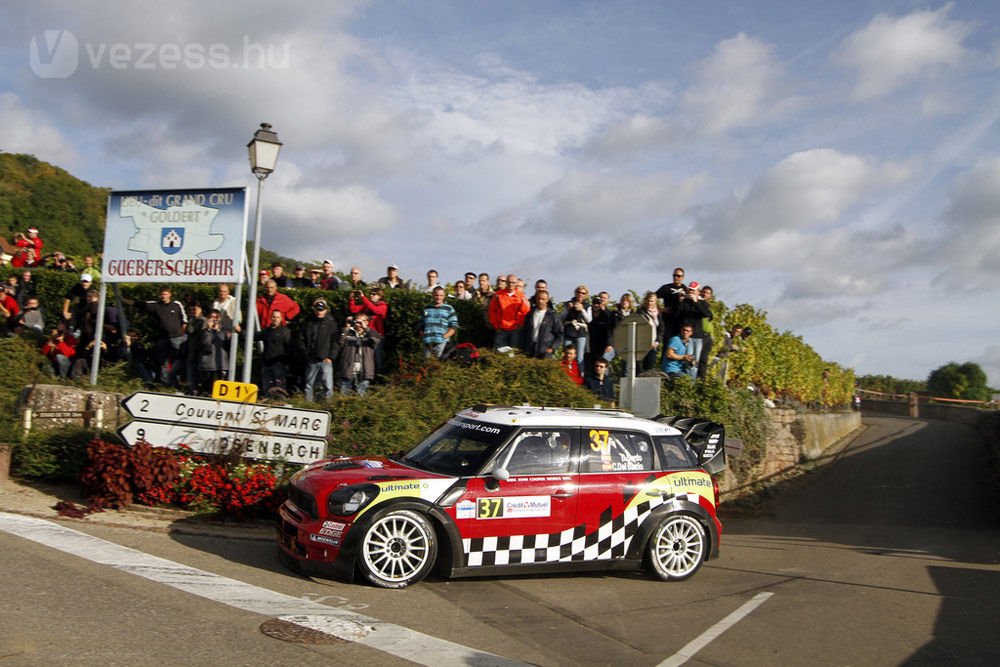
[2,414,998,666]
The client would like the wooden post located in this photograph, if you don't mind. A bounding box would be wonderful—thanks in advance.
[909,392,919,418]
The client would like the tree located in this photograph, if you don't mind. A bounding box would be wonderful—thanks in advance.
[926,362,991,402]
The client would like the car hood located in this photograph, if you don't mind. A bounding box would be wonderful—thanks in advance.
[292,455,452,490]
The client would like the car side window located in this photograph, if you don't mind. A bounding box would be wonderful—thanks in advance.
[581,430,654,473]
[502,430,574,476]
[657,435,695,469]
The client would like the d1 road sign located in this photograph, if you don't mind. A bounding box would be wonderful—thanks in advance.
[117,420,326,465]
[122,391,330,439]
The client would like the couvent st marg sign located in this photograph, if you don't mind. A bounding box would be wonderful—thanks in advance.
[118,392,330,464]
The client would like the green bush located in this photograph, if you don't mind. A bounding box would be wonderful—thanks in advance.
[325,351,602,457]
[658,376,771,486]
[11,427,115,483]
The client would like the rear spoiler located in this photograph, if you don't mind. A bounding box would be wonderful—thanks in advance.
[655,415,727,475]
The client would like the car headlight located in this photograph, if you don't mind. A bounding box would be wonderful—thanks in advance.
[327,484,379,516]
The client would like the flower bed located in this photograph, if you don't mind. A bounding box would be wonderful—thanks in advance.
[80,438,285,518]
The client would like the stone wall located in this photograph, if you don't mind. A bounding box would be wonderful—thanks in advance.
[18,384,128,432]
[721,408,862,495]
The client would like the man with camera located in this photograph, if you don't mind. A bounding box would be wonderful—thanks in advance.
[337,313,381,396]
[661,324,697,379]
[297,297,339,402]
[348,287,388,371]
[8,227,43,268]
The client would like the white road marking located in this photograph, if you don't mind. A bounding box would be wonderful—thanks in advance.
[657,592,774,667]
[0,512,523,666]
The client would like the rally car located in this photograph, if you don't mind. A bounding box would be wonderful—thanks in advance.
[277,405,726,588]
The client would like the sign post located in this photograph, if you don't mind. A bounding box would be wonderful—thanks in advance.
[119,391,330,464]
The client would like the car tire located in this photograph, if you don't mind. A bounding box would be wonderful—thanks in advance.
[358,509,438,589]
[645,514,707,581]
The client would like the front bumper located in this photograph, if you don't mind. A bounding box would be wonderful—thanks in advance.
[277,500,354,567]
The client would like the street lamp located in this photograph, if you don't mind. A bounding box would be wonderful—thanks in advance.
[241,123,283,384]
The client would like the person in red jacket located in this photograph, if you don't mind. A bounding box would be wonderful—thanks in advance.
[10,227,43,268]
[256,279,300,327]
[348,287,388,371]
[560,345,584,385]
[41,328,76,377]
[488,273,530,350]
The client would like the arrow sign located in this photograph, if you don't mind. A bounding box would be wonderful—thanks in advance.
[117,420,327,465]
[122,392,330,439]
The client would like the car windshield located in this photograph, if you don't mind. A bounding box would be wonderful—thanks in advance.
[402,417,515,476]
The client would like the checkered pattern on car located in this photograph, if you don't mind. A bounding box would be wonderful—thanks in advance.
[462,493,696,567]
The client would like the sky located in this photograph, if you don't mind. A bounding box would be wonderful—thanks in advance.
[2,0,999,386]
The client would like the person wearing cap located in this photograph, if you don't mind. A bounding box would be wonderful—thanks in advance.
[297,297,339,402]
[11,227,43,268]
[378,264,405,289]
[291,265,315,289]
[62,273,94,333]
[320,260,341,290]
[337,312,381,396]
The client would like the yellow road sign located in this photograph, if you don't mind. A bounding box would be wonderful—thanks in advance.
[212,380,258,403]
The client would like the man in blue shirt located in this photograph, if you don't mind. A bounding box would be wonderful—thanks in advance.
[421,286,458,358]
[662,324,695,379]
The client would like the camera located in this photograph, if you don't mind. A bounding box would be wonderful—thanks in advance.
[741,326,753,339]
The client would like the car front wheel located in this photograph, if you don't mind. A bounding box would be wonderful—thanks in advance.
[359,510,437,588]
[646,514,707,581]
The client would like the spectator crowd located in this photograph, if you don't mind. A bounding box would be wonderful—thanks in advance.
[2,225,749,403]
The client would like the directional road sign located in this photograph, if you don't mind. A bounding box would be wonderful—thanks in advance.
[121,392,330,439]
[117,420,327,465]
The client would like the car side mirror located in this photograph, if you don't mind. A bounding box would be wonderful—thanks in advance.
[493,467,510,482]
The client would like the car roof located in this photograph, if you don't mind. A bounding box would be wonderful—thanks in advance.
[456,405,681,436]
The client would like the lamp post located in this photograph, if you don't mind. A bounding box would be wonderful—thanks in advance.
[241,122,282,384]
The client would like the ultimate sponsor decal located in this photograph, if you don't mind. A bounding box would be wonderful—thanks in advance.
[627,472,714,510]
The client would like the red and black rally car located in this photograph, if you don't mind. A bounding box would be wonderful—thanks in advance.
[277,405,726,588]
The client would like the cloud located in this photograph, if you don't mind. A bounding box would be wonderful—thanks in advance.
[929,157,1000,287]
[262,161,399,255]
[694,148,911,244]
[684,33,796,134]
[835,5,970,101]
[579,114,686,162]
[0,92,78,165]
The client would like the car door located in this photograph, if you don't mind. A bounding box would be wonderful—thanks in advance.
[573,427,661,561]
[453,428,579,567]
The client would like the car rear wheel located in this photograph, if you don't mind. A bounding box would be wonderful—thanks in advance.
[646,514,707,581]
[359,510,437,589]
